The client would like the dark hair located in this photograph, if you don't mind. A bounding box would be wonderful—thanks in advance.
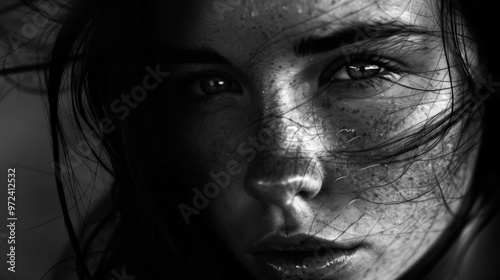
[1,0,499,279]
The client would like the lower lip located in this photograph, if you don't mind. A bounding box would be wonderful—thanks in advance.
[253,247,358,279]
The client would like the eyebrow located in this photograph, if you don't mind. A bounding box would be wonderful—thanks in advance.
[293,22,435,57]
[161,46,231,65]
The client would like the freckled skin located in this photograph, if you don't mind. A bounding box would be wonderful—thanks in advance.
[154,0,481,279]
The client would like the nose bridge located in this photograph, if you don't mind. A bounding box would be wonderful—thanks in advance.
[243,78,325,209]
[260,80,322,157]
[264,115,314,156]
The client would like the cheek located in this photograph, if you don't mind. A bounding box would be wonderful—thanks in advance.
[314,87,451,155]
[188,106,252,162]
[185,106,255,205]
[306,87,475,236]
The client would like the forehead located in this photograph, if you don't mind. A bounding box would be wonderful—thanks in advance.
[154,0,437,61]
[201,0,435,30]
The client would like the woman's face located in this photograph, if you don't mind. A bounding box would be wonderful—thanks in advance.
[154,0,480,279]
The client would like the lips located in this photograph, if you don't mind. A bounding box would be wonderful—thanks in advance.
[249,233,360,279]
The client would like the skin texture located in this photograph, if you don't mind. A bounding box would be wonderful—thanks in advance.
[153,0,481,279]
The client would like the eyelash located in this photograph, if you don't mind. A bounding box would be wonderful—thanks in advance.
[178,70,237,104]
[318,53,404,94]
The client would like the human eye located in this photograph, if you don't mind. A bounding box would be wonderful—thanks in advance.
[318,53,406,98]
[178,70,243,104]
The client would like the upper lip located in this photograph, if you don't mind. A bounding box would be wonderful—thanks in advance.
[250,233,361,253]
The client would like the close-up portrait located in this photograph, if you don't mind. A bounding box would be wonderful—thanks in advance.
[1,0,500,279]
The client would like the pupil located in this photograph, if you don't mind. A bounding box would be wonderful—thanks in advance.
[347,64,381,80]
[201,76,230,94]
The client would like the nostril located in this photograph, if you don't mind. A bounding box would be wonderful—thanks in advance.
[298,189,313,199]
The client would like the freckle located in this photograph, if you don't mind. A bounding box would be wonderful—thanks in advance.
[340,107,345,111]
[352,109,360,114]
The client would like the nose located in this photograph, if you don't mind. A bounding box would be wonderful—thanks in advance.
[242,77,325,210]
[244,156,323,208]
